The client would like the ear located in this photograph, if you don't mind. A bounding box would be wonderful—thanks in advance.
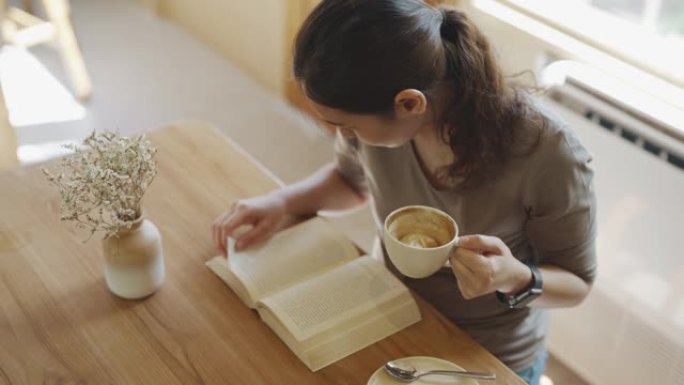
[393,89,427,118]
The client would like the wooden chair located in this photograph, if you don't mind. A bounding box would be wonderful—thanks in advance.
[0,0,92,100]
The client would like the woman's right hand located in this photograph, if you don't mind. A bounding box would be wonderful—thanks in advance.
[212,193,288,254]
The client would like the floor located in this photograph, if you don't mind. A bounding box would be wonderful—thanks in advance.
[545,356,589,385]
[1,0,590,383]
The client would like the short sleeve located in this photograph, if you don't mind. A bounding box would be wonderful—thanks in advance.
[334,131,368,195]
[524,129,597,284]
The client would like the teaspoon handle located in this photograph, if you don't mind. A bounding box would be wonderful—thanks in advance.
[418,369,497,381]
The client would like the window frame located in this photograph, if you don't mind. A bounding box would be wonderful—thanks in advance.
[496,0,684,89]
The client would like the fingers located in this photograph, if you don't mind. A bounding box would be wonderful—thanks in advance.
[234,218,276,251]
[457,234,507,256]
[212,202,255,253]
[453,244,485,268]
[212,209,234,253]
[449,254,485,300]
[222,204,254,236]
[449,253,473,276]
[450,235,515,300]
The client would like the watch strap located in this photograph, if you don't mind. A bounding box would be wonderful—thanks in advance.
[496,264,543,309]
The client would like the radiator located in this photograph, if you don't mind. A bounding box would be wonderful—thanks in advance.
[543,75,684,385]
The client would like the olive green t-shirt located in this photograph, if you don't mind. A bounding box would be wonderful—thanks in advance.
[334,98,597,371]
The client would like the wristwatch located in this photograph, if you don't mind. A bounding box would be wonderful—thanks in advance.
[496,264,543,309]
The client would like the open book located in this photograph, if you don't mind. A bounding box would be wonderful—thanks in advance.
[206,217,421,371]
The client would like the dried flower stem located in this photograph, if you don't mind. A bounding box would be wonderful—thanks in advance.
[43,131,158,239]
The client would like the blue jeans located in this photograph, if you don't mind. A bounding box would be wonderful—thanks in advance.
[515,350,548,385]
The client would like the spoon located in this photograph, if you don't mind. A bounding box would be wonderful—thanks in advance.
[384,360,497,382]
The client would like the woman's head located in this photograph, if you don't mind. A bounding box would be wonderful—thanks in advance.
[294,0,445,147]
[294,0,538,185]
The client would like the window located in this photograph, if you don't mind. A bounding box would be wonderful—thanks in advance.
[501,0,684,88]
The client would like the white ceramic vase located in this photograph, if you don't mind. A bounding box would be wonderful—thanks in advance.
[102,216,165,299]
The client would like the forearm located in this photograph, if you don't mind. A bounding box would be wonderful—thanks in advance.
[530,265,592,308]
[272,162,367,216]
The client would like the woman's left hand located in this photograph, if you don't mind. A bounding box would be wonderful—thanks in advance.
[449,234,533,300]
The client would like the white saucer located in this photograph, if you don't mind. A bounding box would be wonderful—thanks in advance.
[367,356,479,385]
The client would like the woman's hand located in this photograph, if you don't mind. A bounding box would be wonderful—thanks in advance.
[449,235,532,300]
[212,193,288,254]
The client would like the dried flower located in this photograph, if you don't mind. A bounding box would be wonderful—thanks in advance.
[42,131,157,240]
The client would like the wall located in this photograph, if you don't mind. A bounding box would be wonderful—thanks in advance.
[140,0,462,102]
[157,0,288,95]
[463,2,547,79]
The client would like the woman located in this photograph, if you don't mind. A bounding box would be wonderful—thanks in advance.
[212,1,597,384]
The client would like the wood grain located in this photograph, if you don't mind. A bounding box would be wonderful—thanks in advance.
[0,123,524,384]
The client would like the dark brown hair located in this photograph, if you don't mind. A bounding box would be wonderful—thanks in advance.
[294,0,541,188]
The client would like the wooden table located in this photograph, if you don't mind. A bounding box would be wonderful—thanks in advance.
[0,123,525,384]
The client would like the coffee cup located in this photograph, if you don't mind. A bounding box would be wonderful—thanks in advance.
[383,205,459,278]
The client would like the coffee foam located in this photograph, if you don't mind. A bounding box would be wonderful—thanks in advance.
[388,208,454,248]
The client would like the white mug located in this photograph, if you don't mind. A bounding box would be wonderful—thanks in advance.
[383,205,459,278]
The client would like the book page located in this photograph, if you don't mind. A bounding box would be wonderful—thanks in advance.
[258,257,410,342]
[206,256,256,307]
[229,217,358,304]
[302,298,421,371]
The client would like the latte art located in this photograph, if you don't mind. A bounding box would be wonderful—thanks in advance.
[387,208,455,249]
[399,233,440,248]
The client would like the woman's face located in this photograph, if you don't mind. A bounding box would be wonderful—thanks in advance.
[310,100,427,148]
